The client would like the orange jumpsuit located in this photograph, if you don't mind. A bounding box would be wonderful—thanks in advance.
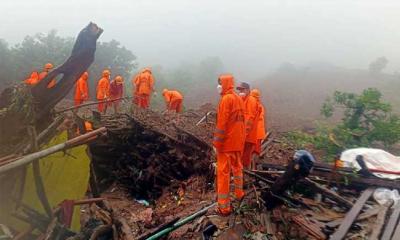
[213,74,246,215]
[254,105,267,154]
[251,89,266,155]
[135,68,154,109]
[163,90,183,113]
[24,72,40,85]
[96,73,110,113]
[74,72,89,106]
[242,93,262,169]
[131,73,140,105]
[25,63,55,88]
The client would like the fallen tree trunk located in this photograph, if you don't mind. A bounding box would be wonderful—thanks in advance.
[0,23,102,157]
[31,23,103,119]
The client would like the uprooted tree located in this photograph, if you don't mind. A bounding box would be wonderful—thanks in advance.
[0,22,103,155]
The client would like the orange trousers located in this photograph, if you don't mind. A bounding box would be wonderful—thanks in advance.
[138,94,150,109]
[168,99,183,113]
[98,101,108,113]
[74,99,84,107]
[242,142,255,169]
[216,151,244,214]
[254,139,262,155]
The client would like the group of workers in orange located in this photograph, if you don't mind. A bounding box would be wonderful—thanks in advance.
[213,74,267,216]
[131,68,184,113]
[25,63,185,114]
[25,64,268,217]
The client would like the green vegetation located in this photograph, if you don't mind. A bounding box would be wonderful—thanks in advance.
[286,88,400,161]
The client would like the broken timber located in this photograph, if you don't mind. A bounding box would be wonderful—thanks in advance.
[381,201,400,240]
[55,97,131,114]
[369,205,391,240]
[330,188,375,240]
[261,163,400,189]
[303,178,353,209]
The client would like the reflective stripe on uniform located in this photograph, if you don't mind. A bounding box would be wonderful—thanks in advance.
[218,202,230,209]
[218,193,229,199]
[213,136,224,142]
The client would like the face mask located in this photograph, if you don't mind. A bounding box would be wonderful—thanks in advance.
[217,84,222,94]
[238,92,246,97]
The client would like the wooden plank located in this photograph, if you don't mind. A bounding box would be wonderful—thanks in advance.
[303,178,353,209]
[261,163,400,189]
[381,201,400,240]
[292,215,326,240]
[392,219,400,240]
[369,205,390,240]
[326,207,380,228]
[330,188,375,240]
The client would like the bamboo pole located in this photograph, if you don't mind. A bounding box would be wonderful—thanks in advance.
[0,127,106,174]
[55,97,132,114]
[145,203,216,240]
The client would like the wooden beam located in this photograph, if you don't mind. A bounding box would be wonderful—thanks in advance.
[55,97,131,114]
[330,188,375,240]
[369,205,390,240]
[381,201,400,240]
[302,178,354,209]
[261,163,400,190]
[326,207,380,228]
[243,169,274,184]
[392,219,400,240]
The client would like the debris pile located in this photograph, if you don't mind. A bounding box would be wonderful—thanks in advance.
[85,105,400,239]
[89,106,215,199]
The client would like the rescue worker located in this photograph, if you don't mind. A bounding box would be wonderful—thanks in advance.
[162,89,183,113]
[24,71,40,85]
[39,63,56,88]
[237,82,262,169]
[24,63,55,88]
[135,67,155,109]
[110,75,124,113]
[74,72,89,106]
[96,70,111,113]
[75,120,94,136]
[250,89,267,168]
[131,71,141,106]
[213,74,246,216]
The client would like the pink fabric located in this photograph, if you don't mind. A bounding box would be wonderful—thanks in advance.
[59,200,75,228]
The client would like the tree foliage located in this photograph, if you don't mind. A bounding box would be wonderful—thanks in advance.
[317,88,400,159]
[0,30,137,99]
[369,56,388,75]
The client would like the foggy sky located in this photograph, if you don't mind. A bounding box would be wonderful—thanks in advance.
[2,0,400,80]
